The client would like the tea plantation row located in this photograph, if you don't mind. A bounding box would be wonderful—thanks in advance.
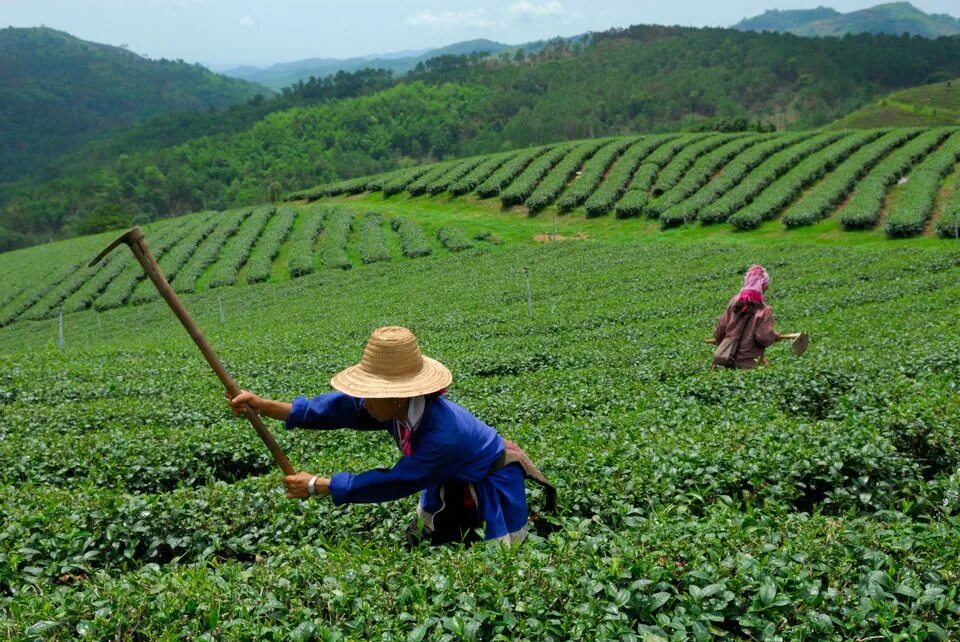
[296,128,960,238]
[2,237,960,639]
[0,205,484,328]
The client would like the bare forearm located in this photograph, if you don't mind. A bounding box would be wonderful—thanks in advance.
[229,390,291,421]
[257,398,292,421]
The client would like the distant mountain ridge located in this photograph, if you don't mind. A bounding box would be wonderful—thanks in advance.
[735,2,960,38]
[224,36,589,90]
[0,27,269,185]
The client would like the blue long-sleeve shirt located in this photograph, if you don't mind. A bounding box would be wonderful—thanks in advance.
[285,392,504,505]
[285,391,529,541]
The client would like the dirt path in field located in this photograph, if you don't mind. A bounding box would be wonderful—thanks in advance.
[925,164,960,237]
[534,232,588,242]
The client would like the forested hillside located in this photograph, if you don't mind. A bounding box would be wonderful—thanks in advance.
[0,27,269,185]
[4,25,960,251]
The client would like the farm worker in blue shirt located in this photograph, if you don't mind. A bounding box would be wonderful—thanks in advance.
[229,326,555,547]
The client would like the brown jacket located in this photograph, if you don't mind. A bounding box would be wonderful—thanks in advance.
[713,296,778,369]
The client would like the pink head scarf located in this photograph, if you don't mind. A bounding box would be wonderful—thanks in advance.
[737,264,769,304]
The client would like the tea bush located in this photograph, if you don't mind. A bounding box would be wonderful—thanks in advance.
[780,130,918,228]
[884,131,960,238]
[935,182,960,239]
[358,212,391,264]
[556,137,637,212]
[659,133,811,227]
[500,144,576,207]
[449,153,514,196]
[838,129,951,231]
[615,136,702,218]
[476,146,550,199]
[650,134,759,223]
[128,211,221,304]
[207,206,274,289]
[699,132,844,225]
[172,207,253,294]
[391,216,431,258]
[318,206,353,270]
[436,226,474,252]
[728,130,882,230]
[524,140,607,212]
[286,204,326,278]
[407,161,459,196]
[244,206,297,284]
[426,157,486,195]
[583,135,676,217]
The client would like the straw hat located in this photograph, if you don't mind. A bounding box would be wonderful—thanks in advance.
[330,326,452,398]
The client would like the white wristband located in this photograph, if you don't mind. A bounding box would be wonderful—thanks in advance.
[307,474,319,497]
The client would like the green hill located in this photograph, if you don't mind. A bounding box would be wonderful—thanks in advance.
[735,2,960,38]
[5,26,960,252]
[0,27,270,185]
[830,78,960,128]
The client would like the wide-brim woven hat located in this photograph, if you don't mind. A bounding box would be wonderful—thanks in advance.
[330,326,452,398]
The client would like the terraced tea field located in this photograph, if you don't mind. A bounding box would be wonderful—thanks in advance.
[296,127,960,239]
[5,127,960,331]
[0,205,489,328]
[2,230,960,639]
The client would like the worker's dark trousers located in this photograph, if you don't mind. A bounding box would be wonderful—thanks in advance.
[405,480,482,549]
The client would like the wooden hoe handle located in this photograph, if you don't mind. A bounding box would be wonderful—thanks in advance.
[90,227,296,476]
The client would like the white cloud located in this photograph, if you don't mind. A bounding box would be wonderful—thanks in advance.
[507,1,565,19]
[239,15,255,27]
[405,10,494,31]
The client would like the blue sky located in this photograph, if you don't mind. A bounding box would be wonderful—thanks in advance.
[4,0,958,68]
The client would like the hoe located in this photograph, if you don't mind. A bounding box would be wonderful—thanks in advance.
[89,226,295,475]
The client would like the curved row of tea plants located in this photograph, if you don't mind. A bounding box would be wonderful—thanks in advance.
[614,135,707,218]
[0,204,499,328]
[884,130,960,237]
[555,137,638,212]
[500,143,578,207]
[935,178,960,238]
[728,129,884,230]
[583,135,677,217]
[646,134,760,220]
[699,131,846,224]
[206,206,274,289]
[781,129,921,228]
[172,207,253,294]
[291,128,960,237]
[358,212,391,265]
[128,211,222,305]
[243,206,298,284]
[392,216,432,259]
[838,128,953,231]
[524,139,609,212]
[659,132,813,227]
